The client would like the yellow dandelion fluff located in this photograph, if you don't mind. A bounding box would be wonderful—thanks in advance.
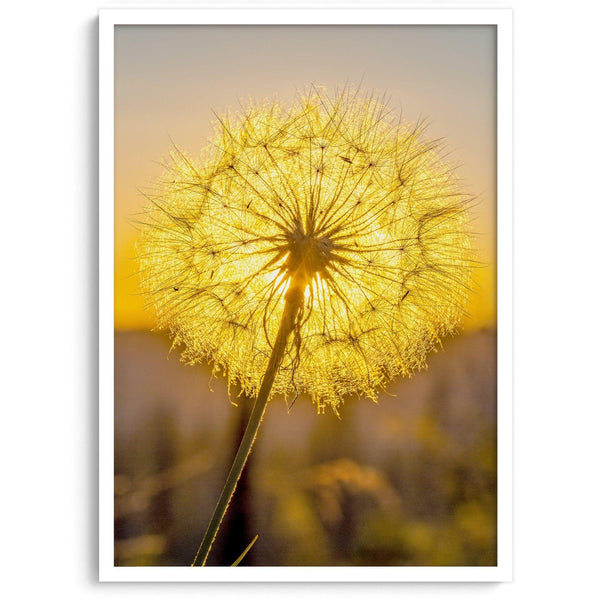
[138,87,473,414]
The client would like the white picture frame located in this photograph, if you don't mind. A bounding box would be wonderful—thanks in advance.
[100,5,512,583]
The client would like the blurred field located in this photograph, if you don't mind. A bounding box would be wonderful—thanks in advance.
[114,327,497,566]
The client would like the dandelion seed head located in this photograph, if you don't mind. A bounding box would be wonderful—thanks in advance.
[138,88,473,413]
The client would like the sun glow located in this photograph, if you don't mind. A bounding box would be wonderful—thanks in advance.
[138,88,473,412]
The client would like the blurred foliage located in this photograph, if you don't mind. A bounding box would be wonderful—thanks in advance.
[114,328,497,566]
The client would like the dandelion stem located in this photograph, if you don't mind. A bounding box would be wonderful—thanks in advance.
[191,283,304,566]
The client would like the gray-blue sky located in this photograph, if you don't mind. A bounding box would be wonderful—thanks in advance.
[115,25,496,327]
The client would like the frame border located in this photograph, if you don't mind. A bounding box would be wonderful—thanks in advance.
[99,5,512,583]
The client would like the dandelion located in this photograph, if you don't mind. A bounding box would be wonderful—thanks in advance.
[137,87,473,565]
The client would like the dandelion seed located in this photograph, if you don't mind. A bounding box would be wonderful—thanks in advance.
[138,87,473,415]
[138,87,474,565]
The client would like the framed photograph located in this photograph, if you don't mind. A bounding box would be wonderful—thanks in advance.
[99,6,512,582]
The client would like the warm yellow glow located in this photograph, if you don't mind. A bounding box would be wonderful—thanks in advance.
[138,88,473,412]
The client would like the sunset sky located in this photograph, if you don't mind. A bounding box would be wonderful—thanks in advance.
[114,25,497,330]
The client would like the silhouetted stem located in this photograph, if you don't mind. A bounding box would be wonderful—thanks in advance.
[191,284,303,566]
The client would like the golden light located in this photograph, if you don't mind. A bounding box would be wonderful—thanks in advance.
[137,87,473,414]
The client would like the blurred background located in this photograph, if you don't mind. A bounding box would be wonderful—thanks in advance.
[114,24,497,566]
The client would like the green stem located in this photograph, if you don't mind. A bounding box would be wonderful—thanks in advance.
[191,284,303,566]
